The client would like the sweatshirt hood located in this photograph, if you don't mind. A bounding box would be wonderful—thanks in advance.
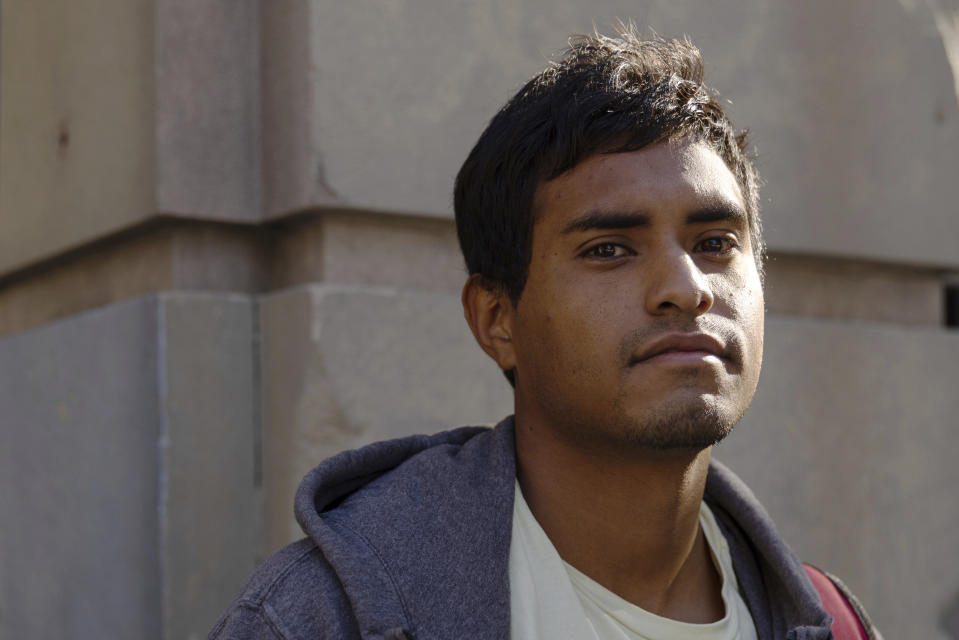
[293,419,517,640]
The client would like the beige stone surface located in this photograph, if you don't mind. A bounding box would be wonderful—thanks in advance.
[273,0,959,268]
[0,0,263,277]
[6,0,956,276]
[0,0,156,274]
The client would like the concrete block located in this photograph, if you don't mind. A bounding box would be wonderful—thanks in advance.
[270,211,465,293]
[0,0,156,274]
[0,294,261,639]
[716,316,959,640]
[0,298,163,638]
[260,0,338,216]
[0,0,262,277]
[158,293,262,640]
[259,284,513,551]
[155,0,261,221]
[764,252,945,326]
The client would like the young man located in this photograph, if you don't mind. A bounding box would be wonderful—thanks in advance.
[210,30,879,640]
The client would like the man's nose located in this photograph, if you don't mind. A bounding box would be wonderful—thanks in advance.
[645,249,714,316]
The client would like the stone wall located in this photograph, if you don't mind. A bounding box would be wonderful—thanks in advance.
[1,1,958,638]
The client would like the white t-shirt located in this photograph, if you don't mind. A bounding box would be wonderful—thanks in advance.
[508,481,758,640]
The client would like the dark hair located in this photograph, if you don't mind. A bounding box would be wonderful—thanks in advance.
[454,27,763,303]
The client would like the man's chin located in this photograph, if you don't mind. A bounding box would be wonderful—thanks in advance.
[613,400,742,451]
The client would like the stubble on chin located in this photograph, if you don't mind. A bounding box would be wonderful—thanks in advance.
[617,401,739,451]
[574,390,747,454]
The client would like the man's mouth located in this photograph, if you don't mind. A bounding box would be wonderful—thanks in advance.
[630,333,729,366]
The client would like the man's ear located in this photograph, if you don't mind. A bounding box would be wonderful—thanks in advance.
[461,274,517,373]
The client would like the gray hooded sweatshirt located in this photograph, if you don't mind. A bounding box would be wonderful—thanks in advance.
[209,416,875,640]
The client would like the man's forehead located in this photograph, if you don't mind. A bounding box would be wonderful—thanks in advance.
[532,140,747,223]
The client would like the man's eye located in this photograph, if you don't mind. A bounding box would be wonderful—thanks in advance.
[695,237,738,254]
[584,243,628,259]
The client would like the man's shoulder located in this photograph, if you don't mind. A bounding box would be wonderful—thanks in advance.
[210,418,518,640]
[208,538,361,640]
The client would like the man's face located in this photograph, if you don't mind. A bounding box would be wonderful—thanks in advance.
[507,139,764,452]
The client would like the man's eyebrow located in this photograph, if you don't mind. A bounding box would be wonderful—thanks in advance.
[686,204,748,226]
[561,211,651,234]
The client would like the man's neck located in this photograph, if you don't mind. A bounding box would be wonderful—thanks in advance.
[514,417,725,623]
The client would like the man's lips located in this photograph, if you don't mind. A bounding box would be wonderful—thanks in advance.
[630,333,728,365]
